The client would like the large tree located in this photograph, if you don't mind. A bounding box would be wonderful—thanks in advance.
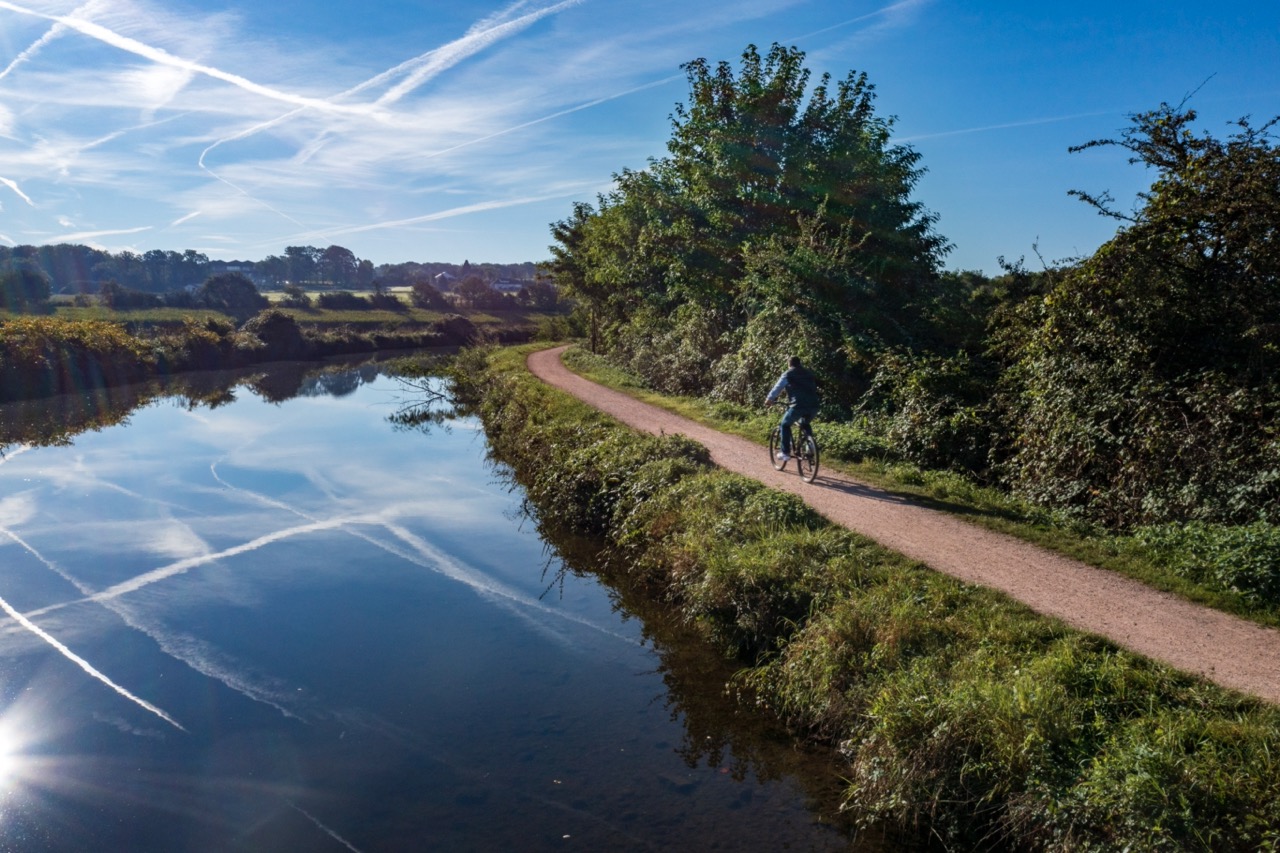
[320,245,358,288]
[546,44,949,406]
[662,44,945,308]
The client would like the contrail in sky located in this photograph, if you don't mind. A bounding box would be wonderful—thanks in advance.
[0,0,384,118]
[289,802,365,853]
[48,225,152,243]
[786,0,929,42]
[195,0,586,224]
[0,0,99,81]
[374,0,586,107]
[38,517,356,614]
[279,72,681,245]
[897,109,1117,142]
[209,461,635,646]
[1,177,34,206]
[420,74,684,161]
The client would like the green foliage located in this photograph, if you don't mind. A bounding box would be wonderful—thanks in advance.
[98,280,162,310]
[996,105,1280,527]
[241,309,308,361]
[195,272,268,319]
[531,313,580,342]
[0,316,153,397]
[810,420,895,463]
[280,282,312,307]
[612,303,732,396]
[545,44,947,406]
[861,350,996,475]
[1133,522,1280,606]
[1073,710,1280,851]
[708,301,840,407]
[550,81,1280,531]
[410,279,449,310]
[454,275,508,309]
[317,291,375,310]
[157,316,236,371]
[0,267,52,312]
[472,345,1280,851]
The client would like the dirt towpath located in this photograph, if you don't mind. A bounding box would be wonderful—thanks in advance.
[527,345,1280,705]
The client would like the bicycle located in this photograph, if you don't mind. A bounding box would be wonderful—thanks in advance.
[768,407,820,483]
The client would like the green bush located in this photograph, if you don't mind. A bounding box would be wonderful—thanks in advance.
[241,309,308,361]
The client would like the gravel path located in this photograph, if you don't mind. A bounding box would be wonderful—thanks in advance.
[528,345,1280,705]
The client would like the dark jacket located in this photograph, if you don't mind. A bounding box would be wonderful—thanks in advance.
[766,365,819,410]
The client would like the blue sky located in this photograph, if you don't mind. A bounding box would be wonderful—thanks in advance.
[1,0,1277,274]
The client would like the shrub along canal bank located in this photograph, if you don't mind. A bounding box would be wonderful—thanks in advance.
[452,343,1280,852]
[0,309,498,403]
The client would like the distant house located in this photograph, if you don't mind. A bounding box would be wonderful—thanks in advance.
[493,279,526,295]
[433,271,457,290]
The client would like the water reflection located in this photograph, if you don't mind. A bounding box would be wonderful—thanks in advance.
[0,354,420,455]
[510,499,916,852]
[0,356,896,850]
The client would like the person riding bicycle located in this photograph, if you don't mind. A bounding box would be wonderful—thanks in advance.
[764,355,819,463]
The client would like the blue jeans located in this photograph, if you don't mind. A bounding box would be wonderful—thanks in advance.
[780,405,817,455]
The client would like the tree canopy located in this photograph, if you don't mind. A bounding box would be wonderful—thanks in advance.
[545,47,1280,530]
[546,44,949,409]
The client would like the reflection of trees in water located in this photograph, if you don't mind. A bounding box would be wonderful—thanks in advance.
[0,370,254,452]
[492,462,912,850]
[386,375,459,434]
[0,354,456,453]
[1,382,147,453]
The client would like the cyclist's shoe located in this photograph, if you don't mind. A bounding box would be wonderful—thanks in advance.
[776,452,791,462]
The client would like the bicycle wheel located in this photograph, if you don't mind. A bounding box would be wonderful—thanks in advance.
[798,433,819,483]
[768,426,787,470]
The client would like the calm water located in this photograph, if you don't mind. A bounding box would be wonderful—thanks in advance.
[0,362,878,851]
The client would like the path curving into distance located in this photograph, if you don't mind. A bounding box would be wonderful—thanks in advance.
[527,345,1280,706]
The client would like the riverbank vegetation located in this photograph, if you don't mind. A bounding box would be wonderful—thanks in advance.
[455,343,1280,852]
[540,44,1280,640]
[0,272,568,401]
[0,308,483,401]
[543,44,1280,539]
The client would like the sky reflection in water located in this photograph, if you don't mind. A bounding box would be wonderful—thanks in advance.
[0,366,852,851]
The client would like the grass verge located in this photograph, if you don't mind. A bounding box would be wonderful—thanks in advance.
[454,342,1280,852]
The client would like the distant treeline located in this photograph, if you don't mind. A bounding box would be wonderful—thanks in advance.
[544,43,1280,531]
[0,243,538,295]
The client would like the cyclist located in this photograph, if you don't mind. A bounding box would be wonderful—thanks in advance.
[764,355,819,463]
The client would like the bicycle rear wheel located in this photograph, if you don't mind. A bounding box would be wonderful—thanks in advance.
[797,433,819,483]
[768,426,787,470]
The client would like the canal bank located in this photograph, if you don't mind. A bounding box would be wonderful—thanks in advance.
[456,342,1280,852]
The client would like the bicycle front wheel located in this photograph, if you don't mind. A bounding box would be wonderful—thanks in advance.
[797,434,819,483]
[768,427,786,470]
